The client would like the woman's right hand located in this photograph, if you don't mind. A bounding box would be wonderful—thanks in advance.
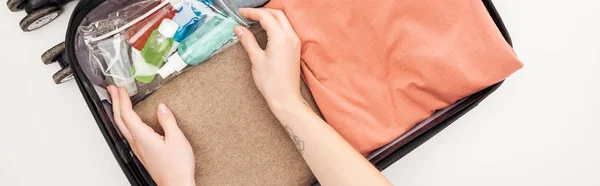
[234,8,393,186]
[234,8,304,108]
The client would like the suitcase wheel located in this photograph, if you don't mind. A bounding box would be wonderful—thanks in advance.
[19,5,62,32]
[7,0,27,12]
[42,42,65,65]
[53,66,73,84]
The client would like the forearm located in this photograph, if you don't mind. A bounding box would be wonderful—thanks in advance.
[268,96,391,186]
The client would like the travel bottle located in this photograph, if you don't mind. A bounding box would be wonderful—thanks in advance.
[133,19,178,83]
[167,1,209,55]
[126,0,183,50]
[157,15,239,78]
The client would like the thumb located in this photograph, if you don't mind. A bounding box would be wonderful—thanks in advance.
[234,26,264,62]
[156,103,183,138]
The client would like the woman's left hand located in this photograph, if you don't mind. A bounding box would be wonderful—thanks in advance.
[107,85,196,186]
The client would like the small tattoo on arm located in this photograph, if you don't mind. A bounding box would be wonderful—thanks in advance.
[285,125,304,154]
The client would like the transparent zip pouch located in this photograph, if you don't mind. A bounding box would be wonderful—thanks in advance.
[80,0,251,103]
[79,0,160,41]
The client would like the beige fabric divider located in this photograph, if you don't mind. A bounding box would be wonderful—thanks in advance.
[134,26,320,185]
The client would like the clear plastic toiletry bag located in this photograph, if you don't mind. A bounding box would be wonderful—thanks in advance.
[79,0,250,102]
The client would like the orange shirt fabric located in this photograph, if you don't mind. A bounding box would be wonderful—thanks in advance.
[266,0,523,154]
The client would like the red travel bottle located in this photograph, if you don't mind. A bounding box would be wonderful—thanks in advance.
[126,0,183,50]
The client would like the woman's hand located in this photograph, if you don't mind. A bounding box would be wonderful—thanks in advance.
[107,85,195,186]
[234,8,303,108]
[234,8,393,186]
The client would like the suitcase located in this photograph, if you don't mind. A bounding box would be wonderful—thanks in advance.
[62,0,513,185]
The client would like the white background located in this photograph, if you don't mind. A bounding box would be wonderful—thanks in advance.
[1,0,599,185]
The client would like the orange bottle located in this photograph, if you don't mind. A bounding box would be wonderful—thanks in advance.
[126,0,183,50]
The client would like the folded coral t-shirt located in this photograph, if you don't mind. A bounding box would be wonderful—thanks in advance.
[266,0,523,154]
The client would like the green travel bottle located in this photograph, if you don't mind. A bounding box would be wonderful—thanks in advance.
[133,19,178,83]
[157,14,239,78]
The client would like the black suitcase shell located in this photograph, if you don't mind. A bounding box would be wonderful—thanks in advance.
[63,0,512,185]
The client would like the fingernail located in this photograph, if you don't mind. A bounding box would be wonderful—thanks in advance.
[107,86,112,92]
[158,103,168,115]
[234,27,244,38]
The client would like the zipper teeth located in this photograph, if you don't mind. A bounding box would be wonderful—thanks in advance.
[87,0,177,42]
